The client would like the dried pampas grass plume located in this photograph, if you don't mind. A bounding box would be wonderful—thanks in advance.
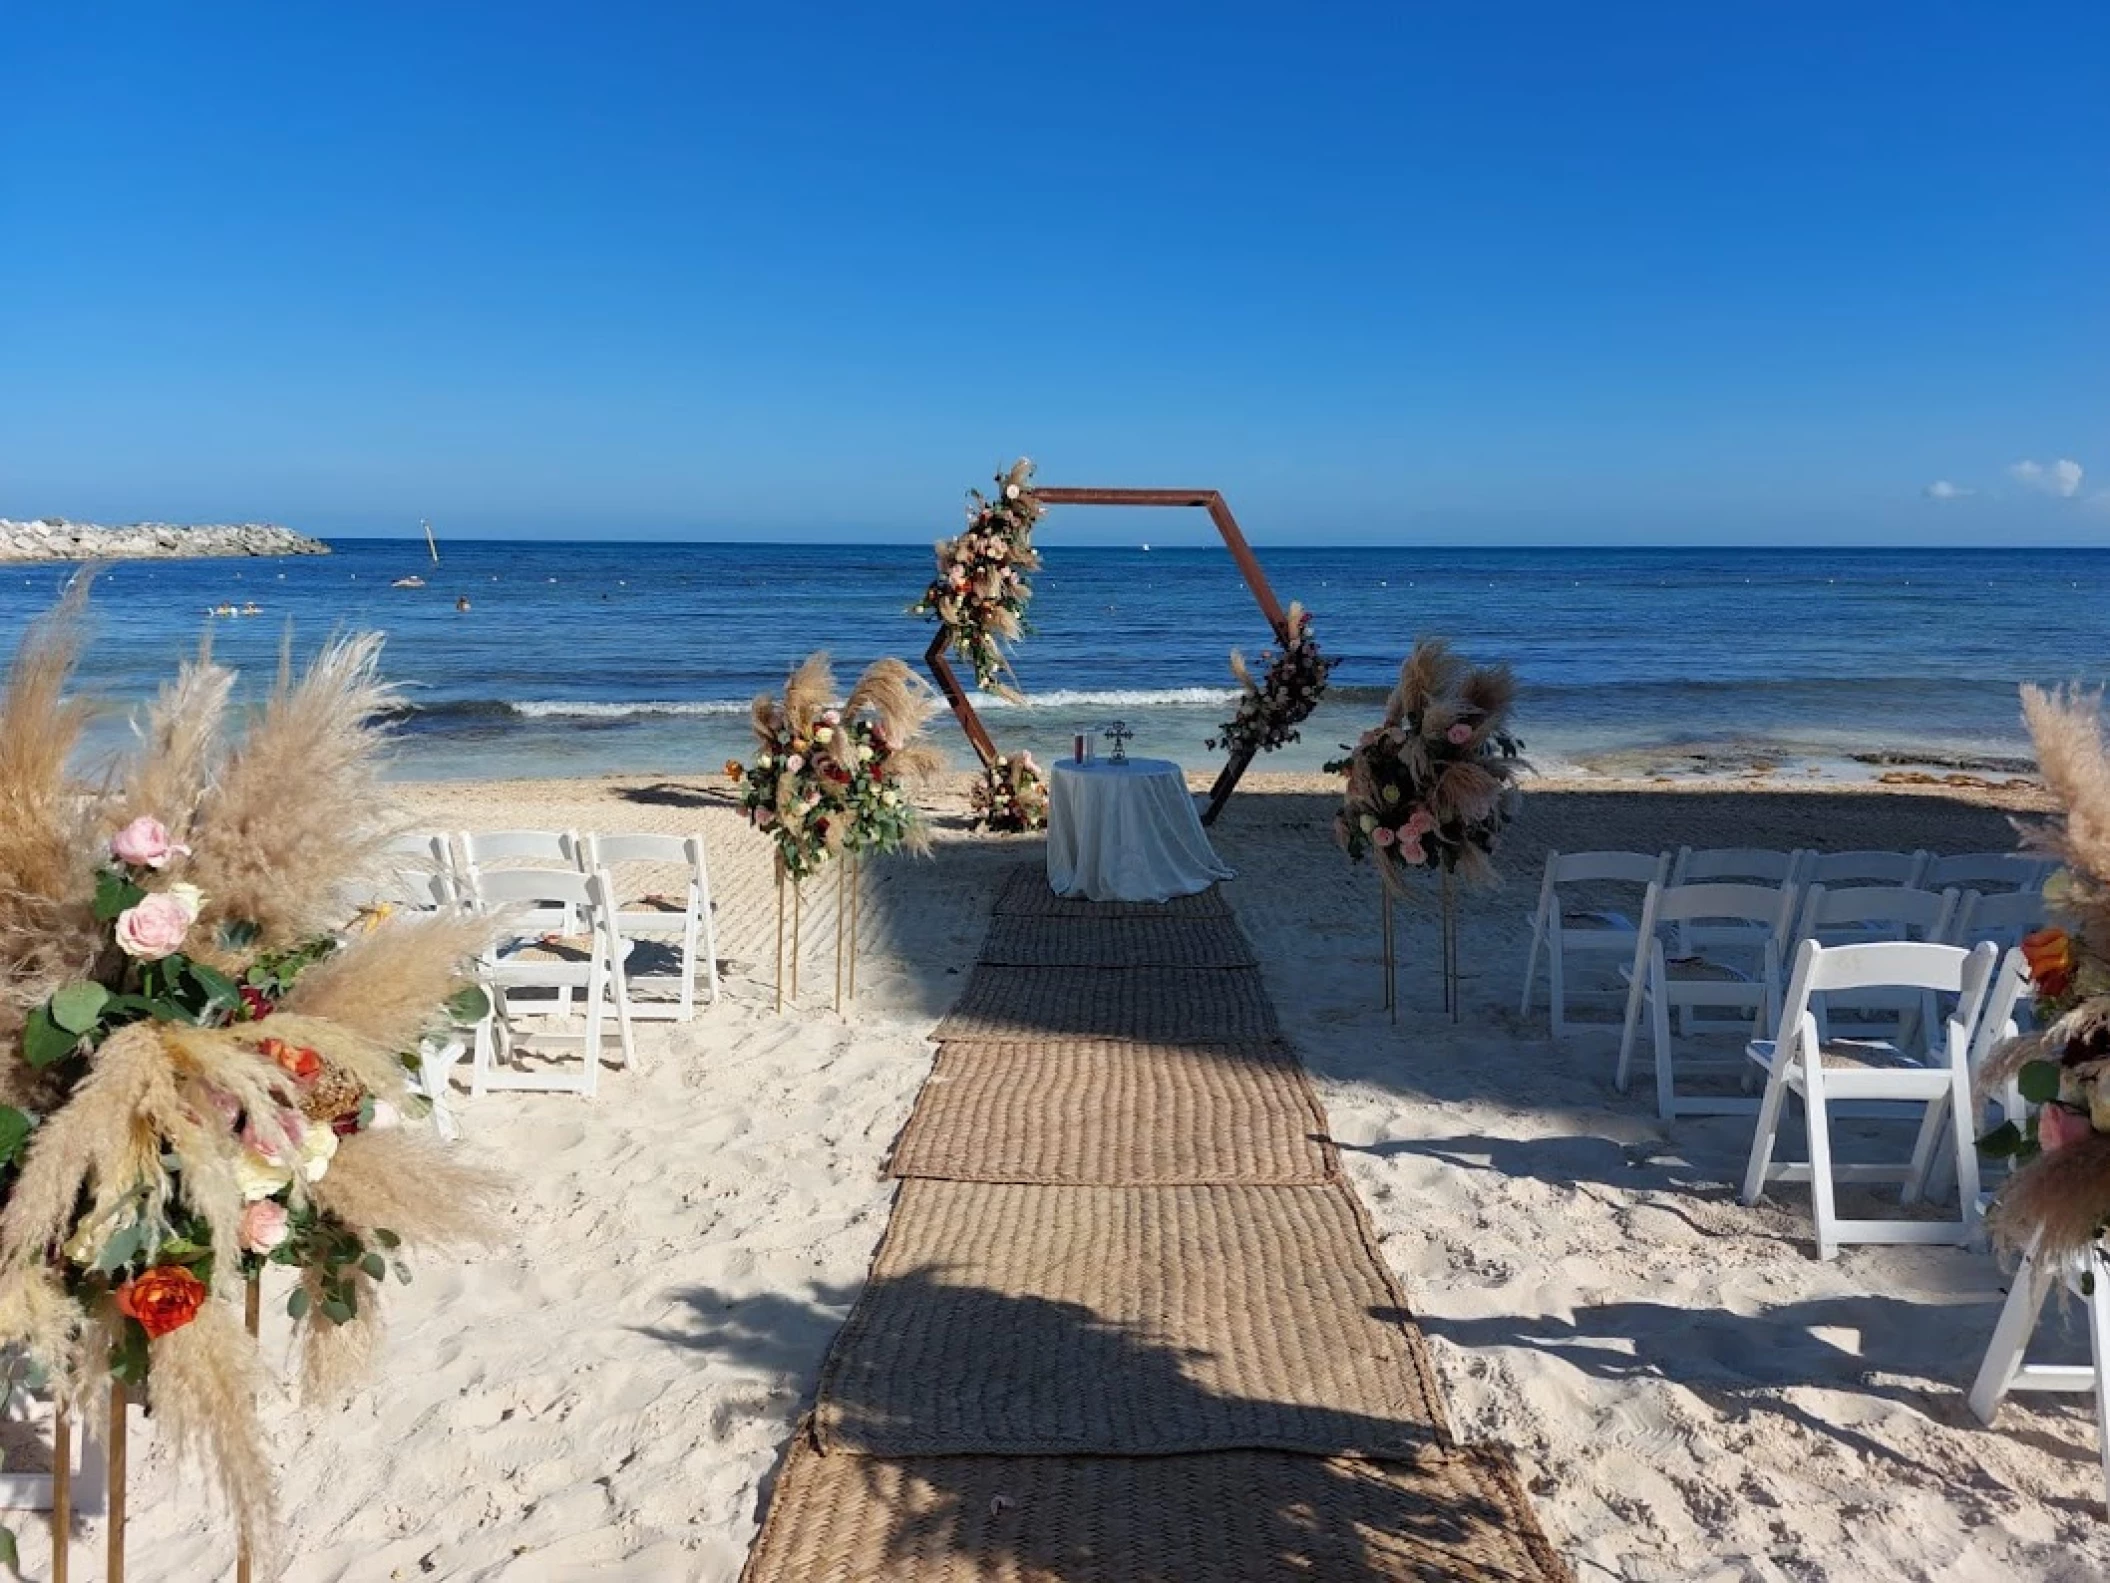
[277,909,493,1057]
[1988,1131,2110,1264]
[186,631,401,948]
[783,652,836,737]
[0,573,103,1020]
[2019,685,2110,884]
[116,635,234,842]
[151,1299,280,1563]
[1387,638,1462,725]
[846,657,937,746]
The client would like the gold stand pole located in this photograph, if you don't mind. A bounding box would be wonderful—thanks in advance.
[236,1275,260,1583]
[1441,864,1460,1023]
[847,856,860,1003]
[833,859,847,1015]
[791,881,802,1001]
[106,1381,126,1583]
[774,861,786,1014]
[1380,883,1395,1022]
[50,1402,70,1583]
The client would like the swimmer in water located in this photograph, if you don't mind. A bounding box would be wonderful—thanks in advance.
[456,595,471,612]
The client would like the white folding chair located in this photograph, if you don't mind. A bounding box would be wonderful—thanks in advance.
[466,867,634,1099]
[1739,939,1997,1259]
[1952,888,2047,953]
[0,1362,105,1514]
[1790,884,1962,1043]
[1969,1244,2110,1516]
[1925,944,2033,1209]
[1617,880,1798,1121]
[582,832,720,1021]
[366,831,458,912]
[458,828,584,896]
[1519,850,1670,1037]
[1797,849,1932,887]
[1665,848,1804,968]
[1924,852,2051,894]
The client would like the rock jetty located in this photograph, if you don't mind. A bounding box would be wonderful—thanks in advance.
[0,518,330,562]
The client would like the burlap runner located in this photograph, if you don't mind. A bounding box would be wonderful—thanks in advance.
[932,964,1279,1044]
[978,913,1256,968]
[813,1179,1448,1458]
[742,1434,1574,1583]
[887,1039,1336,1186]
[993,863,1231,919]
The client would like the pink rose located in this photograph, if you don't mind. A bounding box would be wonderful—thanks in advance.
[1373,826,1396,848]
[111,815,187,870]
[238,1199,289,1254]
[113,887,201,960]
[1446,724,1474,746]
[199,1085,243,1130]
[784,754,805,774]
[2039,1103,2093,1155]
[1403,807,1437,839]
[1399,835,1427,865]
[242,1107,307,1163]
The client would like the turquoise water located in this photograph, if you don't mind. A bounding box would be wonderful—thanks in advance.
[6,541,2101,782]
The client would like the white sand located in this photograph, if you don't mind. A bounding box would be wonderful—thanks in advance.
[10,770,2107,1582]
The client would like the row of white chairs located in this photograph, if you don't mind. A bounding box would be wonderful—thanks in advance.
[373,829,720,1117]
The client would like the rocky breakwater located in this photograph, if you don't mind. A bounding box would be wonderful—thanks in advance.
[0,518,331,562]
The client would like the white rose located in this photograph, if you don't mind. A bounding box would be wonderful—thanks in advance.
[234,1147,295,1203]
[297,1118,339,1183]
[1005,484,1021,500]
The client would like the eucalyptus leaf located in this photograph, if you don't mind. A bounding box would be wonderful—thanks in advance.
[21,1006,80,1069]
[50,981,110,1035]
[90,1219,149,1274]
[1976,1119,2024,1159]
[0,1520,19,1573]
[286,1287,311,1320]
[445,985,492,1024]
[360,1252,387,1281]
[0,1106,31,1169]
[217,919,261,951]
[371,1227,401,1249]
[2018,1061,2063,1106]
[322,1298,354,1326]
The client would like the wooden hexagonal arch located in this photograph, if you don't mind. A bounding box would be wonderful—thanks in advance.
[922,486,1290,826]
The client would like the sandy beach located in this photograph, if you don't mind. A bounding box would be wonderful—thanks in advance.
[13,768,2108,1582]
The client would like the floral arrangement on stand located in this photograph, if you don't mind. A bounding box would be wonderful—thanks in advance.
[911,458,1044,697]
[969,751,1049,834]
[1325,638,1525,891]
[0,583,499,1568]
[1977,685,2110,1266]
[727,653,947,877]
[1206,601,1336,759]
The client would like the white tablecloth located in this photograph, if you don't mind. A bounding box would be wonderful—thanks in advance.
[1045,757,1236,903]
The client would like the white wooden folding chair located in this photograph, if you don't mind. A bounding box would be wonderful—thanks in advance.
[1969,1244,2110,1515]
[458,829,585,1009]
[1925,852,2052,895]
[1952,888,2047,953]
[0,1362,105,1515]
[1790,883,1962,1043]
[1664,850,1804,989]
[1739,938,1997,1259]
[1519,850,1670,1037]
[1617,880,1798,1121]
[1923,944,2033,1210]
[1797,849,1932,887]
[465,866,634,1099]
[582,832,720,1021]
[367,831,458,912]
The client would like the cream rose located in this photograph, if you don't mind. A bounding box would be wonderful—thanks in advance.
[113,886,203,960]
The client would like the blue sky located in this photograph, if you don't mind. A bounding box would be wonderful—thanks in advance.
[2,3,2104,545]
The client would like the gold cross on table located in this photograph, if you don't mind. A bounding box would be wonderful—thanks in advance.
[1103,720,1134,764]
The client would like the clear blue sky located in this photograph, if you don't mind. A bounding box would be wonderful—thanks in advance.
[2,3,2104,545]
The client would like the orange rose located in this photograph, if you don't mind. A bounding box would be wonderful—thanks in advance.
[724,759,744,781]
[259,1037,322,1083]
[115,1265,207,1339]
[2023,927,2077,999]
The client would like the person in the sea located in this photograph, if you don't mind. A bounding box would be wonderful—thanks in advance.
[456,595,471,612]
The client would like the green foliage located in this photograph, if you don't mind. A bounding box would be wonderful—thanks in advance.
[0,1106,30,1170]
[92,868,145,922]
[108,1317,150,1384]
[49,981,109,1034]
[2018,1060,2063,1106]
[1977,1119,2026,1159]
[20,1004,78,1068]
[446,984,491,1024]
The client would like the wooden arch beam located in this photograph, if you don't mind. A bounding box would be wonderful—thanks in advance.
[923,485,1291,826]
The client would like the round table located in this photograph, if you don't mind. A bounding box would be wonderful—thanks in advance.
[1045,757,1237,903]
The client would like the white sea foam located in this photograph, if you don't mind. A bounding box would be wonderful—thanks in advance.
[504,687,1239,721]
[507,699,753,719]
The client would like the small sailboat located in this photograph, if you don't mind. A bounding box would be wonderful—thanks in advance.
[392,520,441,587]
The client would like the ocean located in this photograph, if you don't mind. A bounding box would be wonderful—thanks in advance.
[7,540,2101,784]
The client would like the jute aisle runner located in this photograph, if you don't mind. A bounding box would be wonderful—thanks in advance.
[743,864,1571,1583]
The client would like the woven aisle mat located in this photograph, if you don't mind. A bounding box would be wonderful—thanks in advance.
[813,1179,1448,1457]
[887,1040,1336,1186]
[978,913,1256,969]
[742,1436,1574,1583]
[932,965,1278,1044]
[993,864,1231,920]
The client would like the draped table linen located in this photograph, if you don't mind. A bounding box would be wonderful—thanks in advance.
[1046,758,1236,903]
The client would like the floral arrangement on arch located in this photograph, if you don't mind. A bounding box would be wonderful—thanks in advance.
[0,583,500,1563]
[911,458,1044,697]
[1206,600,1336,759]
[727,653,946,880]
[969,750,1049,834]
[1976,685,2110,1265]
[1324,638,1524,892]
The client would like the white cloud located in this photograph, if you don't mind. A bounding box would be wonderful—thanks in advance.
[1923,480,1974,500]
[2008,458,2085,498]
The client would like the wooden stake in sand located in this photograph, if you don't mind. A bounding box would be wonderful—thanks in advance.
[236,1275,260,1583]
[1379,886,1396,1022]
[50,1402,70,1583]
[774,862,787,1014]
[105,1382,125,1583]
